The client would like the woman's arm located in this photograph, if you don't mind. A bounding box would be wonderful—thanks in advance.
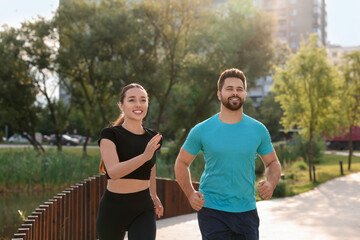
[100,134,162,179]
[150,165,163,218]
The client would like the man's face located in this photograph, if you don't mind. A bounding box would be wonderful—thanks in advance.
[218,77,246,111]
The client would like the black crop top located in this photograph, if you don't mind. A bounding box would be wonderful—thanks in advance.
[98,125,162,180]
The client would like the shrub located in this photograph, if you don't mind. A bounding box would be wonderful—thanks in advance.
[272,180,287,198]
[255,156,265,175]
[292,161,308,171]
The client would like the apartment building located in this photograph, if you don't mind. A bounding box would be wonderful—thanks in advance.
[327,45,360,66]
[249,0,328,106]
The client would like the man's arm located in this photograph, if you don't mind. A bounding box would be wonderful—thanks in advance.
[258,149,281,200]
[174,147,205,211]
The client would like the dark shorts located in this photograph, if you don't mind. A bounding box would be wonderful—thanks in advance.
[197,207,259,240]
[96,188,156,240]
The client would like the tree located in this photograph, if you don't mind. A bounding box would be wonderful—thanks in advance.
[55,0,137,154]
[0,27,44,152]
[259,92,284,141]
[20,18,71,151]
[273,34,340,181]
[136,0,215,131]
[341,51,360,170]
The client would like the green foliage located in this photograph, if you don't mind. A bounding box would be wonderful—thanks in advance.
[275,133,325,165]
[340,50,360,169]
[0,27,43,152]
[273,34,340,138]
[273,34,340,180]
[0,149,99,189]
[255,156,265,175]
[259,92,283,141]
[1,0,276,155]
[290,133,326,164]
[272,180,287,198]
[341,51,360,128]
[292,161,308,171]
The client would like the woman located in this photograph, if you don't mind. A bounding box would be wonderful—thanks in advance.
[96,83,163,240]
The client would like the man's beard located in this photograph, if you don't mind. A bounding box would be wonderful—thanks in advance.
[221,95,244,111]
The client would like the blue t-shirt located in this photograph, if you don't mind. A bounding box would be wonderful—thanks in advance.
[183,113,273,213]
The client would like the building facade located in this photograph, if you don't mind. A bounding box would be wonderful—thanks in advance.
[327,45,360,66]
[249,0,328,106]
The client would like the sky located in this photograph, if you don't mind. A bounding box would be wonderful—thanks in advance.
[0,0,359,47]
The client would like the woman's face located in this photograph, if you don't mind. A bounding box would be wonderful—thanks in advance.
[119,87,148,122]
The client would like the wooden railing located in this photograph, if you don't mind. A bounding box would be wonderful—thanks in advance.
[12,174,199,240]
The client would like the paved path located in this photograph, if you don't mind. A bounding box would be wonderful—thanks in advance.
[150,172,360,240]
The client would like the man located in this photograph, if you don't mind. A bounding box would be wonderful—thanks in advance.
[175,68,281,240]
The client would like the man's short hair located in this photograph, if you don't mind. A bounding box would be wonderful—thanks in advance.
[217,68,247,91]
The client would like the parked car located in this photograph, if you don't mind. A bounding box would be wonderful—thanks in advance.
[49,134,80,146]
[70,135,92,143]
[42,135,50,143]
[7,134,29,143]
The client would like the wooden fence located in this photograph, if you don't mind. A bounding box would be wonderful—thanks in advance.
[12,174,199,240]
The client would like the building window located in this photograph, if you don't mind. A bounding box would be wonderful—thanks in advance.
[291,9,297,16]
[290,20,296,27]
[290,0,297,4]
[290,32,297,37]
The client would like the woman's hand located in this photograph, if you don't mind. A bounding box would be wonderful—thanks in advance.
[152,195,164,218]
[142,134,162,161]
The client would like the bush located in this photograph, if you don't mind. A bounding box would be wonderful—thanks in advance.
[255,156,265,175]
[275,133,326,165]
[272,180,287,198]
[292,161,308,171]
[291,133,326,164]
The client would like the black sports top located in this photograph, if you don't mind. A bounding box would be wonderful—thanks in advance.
[98,125,162,180]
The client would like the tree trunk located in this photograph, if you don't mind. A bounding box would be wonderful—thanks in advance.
[82,130,90,157]
[308,134,314,181]
[348,126,353,170]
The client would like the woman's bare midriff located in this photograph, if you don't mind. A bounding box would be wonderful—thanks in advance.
[107,178,150,193]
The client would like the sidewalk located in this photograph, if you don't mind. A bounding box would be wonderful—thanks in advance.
[152,172,360,240]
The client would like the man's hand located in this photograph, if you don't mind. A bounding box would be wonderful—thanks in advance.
[189,191,205,211]
[257,180,275,200]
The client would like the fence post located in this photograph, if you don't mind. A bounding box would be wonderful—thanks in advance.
[340,161,344,175]
[24,219,35,240]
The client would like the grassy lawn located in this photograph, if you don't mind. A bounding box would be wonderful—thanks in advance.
[255,152,360,200]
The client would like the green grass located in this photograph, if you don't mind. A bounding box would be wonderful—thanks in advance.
[255,153,360,200]
[1,146,359,200]
[0,148,100,192]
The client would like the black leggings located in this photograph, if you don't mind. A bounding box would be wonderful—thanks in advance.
[96,188,156,240]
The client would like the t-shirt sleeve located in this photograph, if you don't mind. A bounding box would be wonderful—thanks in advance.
[182,125,202,156]
[257,125,274,156]
[98,127,116,146]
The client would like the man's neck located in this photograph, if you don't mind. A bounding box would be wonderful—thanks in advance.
[218,106,243,124]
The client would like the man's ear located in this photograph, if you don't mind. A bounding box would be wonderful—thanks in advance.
[217,91,221,101]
